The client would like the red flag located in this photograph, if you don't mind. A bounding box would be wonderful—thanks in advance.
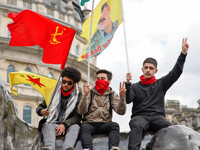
[7,10,76,69]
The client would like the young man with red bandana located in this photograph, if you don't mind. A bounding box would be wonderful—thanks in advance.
[78,69,127,150]
[125,38,189,150]
[36,67,82,150]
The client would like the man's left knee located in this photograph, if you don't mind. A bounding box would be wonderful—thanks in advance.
[110,122,119,130]
[69,124,80,131]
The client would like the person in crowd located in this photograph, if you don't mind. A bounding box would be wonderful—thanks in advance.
[126,38,189,150]
[36,67,82,150]
[78,69,127,150]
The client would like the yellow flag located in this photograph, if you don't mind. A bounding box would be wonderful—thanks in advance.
[9,71,58,106]
[78,0,123,61]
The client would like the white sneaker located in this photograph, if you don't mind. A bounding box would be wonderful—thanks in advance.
[111,147,120,150]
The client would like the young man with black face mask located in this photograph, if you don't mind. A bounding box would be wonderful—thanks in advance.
[36,67,82,150]
[125,38,189,150]
[78,69,127,150]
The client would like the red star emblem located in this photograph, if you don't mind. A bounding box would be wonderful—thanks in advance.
[26,75,46,88]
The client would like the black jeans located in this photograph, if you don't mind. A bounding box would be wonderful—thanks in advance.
[80,122,120,150]
[128,115,171,150]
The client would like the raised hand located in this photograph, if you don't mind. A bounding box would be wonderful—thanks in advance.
[84,85,90,97]
[126,72,132,84]
[182,38,189,55]
[120,81,127,98]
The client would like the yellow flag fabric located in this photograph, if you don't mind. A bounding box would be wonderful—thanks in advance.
[78,0,123,61]
[9,71,58,106]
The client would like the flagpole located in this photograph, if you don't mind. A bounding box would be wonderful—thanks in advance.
[87,0,95,85]
[121,0,130,73]
[47,75,62,110]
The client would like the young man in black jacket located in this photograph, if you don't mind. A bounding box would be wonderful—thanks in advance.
[125,38,189,150]
[36,67,82,150]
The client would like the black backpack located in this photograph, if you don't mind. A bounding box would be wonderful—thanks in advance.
[86,90,114,117]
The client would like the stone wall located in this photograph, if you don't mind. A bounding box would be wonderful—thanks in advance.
[0,77,42,150]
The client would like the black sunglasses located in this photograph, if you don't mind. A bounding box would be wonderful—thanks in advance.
[62,80,73,85]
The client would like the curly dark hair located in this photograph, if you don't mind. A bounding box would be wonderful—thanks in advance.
[96,69,112,80]
[61,67,81,82]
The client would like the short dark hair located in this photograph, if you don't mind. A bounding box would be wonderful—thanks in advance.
[61,67,81,82]
[143,57,157,68]
[96,69,112,80]
[101,3,108,12]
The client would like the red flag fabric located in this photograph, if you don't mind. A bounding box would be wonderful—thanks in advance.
[7,10,76,69]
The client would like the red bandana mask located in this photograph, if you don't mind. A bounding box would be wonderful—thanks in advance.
[61,86,75,96]
[95,79,110,95]
[140,75,156,85]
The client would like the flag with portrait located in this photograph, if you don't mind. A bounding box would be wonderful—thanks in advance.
[78,0,123,61]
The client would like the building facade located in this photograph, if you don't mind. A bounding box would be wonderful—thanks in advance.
[0,0,98,127]
[166,99,200,132]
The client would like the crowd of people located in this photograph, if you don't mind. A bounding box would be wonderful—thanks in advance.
[36,38,189,150]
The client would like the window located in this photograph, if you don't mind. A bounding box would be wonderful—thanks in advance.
[75,45,79,56]
[7,0,17,5]
[47,8,54,16]
[7,65,15,83]
[59,13,65,21]
[23,0,32,9]
[24,67,32,72]
[24,67,32,86]
[51,2,57,9]
[23,106,32,124]
[48,72,54,79]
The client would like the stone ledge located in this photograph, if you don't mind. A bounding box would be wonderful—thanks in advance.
[55,133,129,150]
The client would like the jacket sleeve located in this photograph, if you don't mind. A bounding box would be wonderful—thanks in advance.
[111,92,126,115]
[36,100,47,116]
[62,93,82,128]
[77,93,91,115]
[162,53,187,92]
[125,83,135,104]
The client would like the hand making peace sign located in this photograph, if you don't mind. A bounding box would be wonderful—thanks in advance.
[182,38,189,55]
[119,81,126,98]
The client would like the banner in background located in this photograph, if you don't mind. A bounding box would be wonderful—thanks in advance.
[78,0,123,61]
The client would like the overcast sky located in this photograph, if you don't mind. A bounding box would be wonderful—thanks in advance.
[86,0,200,132]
